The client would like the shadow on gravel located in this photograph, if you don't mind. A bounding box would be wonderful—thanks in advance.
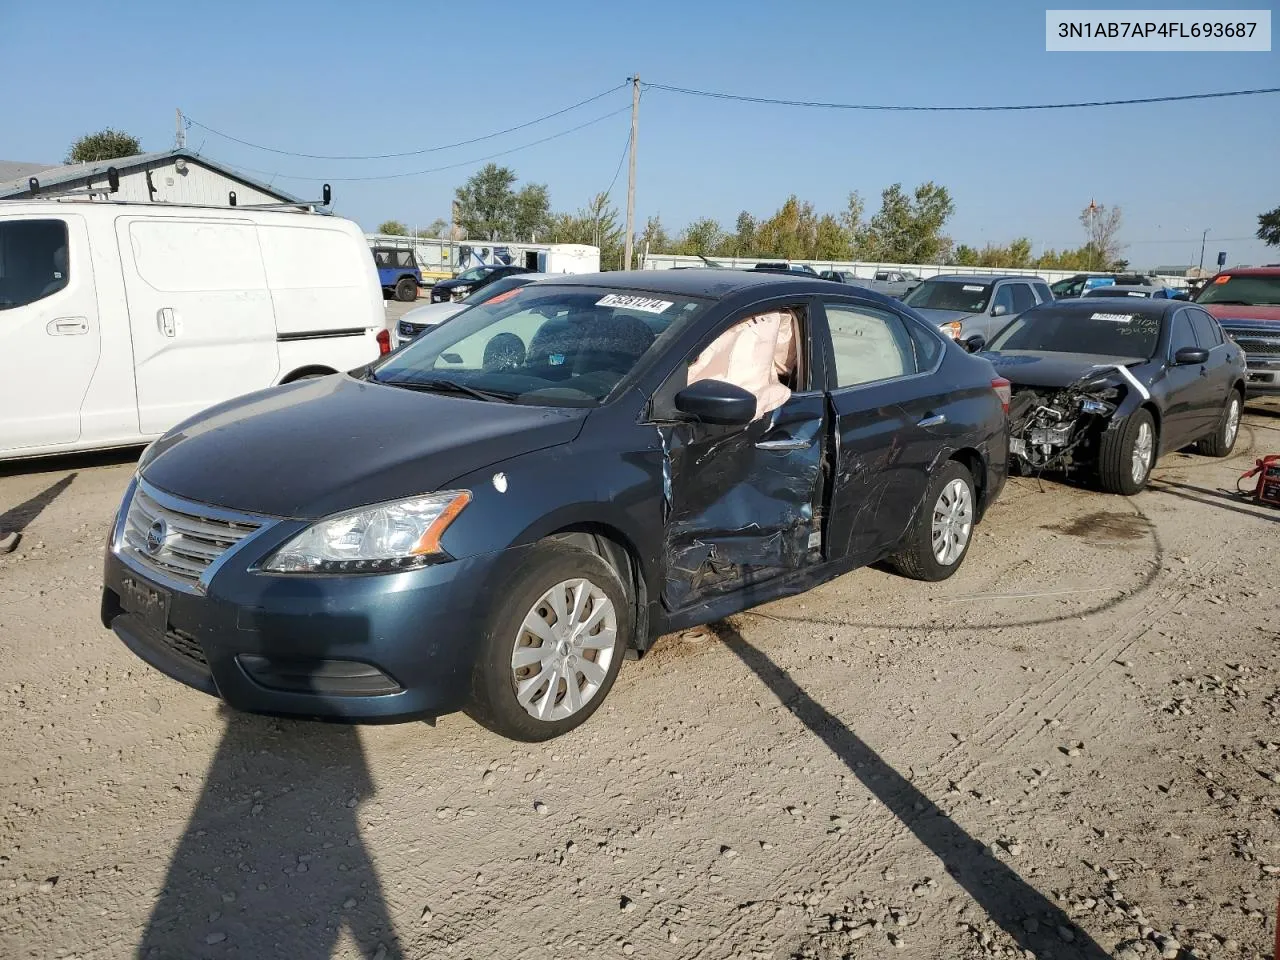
[1149,478,1280,525]
[0,472,76,535]
[714,621,1111,960]
[136,709,402,959]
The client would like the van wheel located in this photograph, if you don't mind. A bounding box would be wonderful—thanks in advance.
[886,460,975,582]
[395,277,418,302]
[466,541,630,741]
[1099,409,1156,495]
[1197,390,1242,458]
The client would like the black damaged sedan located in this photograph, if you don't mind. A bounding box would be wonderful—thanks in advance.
[982,298,1246,495]
[103,270,1009,741]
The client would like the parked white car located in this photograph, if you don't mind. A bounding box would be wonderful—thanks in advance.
[0,201,385,460]
[392,273,552,348]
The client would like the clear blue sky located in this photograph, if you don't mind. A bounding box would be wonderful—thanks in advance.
[3,0,1277,269]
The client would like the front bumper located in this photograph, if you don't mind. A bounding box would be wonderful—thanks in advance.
[102,535,508,722]
[1244,359,1280,395]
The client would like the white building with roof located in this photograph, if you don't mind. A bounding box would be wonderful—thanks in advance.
[0,150,305,207]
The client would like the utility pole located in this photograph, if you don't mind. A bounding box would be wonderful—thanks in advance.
[1198,228,1209,272]
[175,108,186,150]
[623,75,640,271]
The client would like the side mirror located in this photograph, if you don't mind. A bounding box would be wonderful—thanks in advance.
[992,304,1009,317]
[674,379,757,426]
[963,333,987,353]
[1174,347,1209,365]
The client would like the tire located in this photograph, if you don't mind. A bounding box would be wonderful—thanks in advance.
[1098,408,1156,495]
[395,276,418,302]
[466,541,630,741]
[886,460,976,582]
[1197,390,1242,458]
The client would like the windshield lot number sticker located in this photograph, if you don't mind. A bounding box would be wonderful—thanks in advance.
[962,285,985,292]
[596,294,673,314]
[1091,312,1135,322]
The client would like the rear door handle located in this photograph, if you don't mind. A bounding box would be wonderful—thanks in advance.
[46,317,88,336]
[917,413,947,427]
[157,307,178,338]
[755,436,810,451]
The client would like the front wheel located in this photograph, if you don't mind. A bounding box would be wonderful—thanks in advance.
[887,460,976,582]
[1098,408,1156,495]
[466,542,630,741]
[395,276,418,302]
[1197,390,1242,458]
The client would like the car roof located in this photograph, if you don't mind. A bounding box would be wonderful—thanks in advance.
[540,268,839,300]
[1035,296,1176,317]
[1084,285,1156,294]
[1211,266,1280,277]
[928,273,1045,284]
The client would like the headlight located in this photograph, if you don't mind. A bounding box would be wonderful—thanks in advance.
[939,321,963,339]
[261,490,471,574]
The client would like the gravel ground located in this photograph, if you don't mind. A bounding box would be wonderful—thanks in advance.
[2,400,1279,960]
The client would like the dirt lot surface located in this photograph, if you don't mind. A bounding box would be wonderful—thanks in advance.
[3,402,1280,960]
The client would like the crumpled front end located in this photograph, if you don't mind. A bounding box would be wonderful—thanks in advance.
[1007,372,1127,475]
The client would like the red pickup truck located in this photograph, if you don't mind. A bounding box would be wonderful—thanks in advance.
[1195,266,1280,396]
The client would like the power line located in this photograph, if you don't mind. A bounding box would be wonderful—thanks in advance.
[225,105,632,183]
[185,84,627,160]
[643,81,1280,111]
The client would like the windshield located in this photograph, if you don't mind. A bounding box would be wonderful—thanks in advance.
[904,279,992,313]
[1195,274,1280,306]
[456,266,497,282]
[372,286,707,406]
[988,307,1160,359]
[462,274,533,304]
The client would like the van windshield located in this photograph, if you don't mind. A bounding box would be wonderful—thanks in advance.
[372,286,707,406]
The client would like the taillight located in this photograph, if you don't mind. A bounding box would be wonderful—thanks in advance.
[377,329,391,355]
[991,376,1011,414]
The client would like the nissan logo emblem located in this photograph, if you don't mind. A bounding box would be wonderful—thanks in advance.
[145,518,167,555]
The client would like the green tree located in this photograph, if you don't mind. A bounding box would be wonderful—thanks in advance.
[639,215,671,255]
[813,214,853,260]
[416,219,449,239]
[1257,204,1280,247]
[1080,202,1124,269]
[66,128,142,164]
[754,196,821,260]
[377,220,408,236]
[454,164,518,240]
[862,182,955,263]
[673,218,727,257]
[513,183,552,240]
[547,193,625,269]
[727,211,757,258]
[952,244,979,266]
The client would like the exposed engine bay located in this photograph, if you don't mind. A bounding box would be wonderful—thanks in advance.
[1008,372,1126,475]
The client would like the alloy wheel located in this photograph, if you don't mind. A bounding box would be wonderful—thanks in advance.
[931,478,973,566]
[1131,421,1154,483]
[511,578,617,722]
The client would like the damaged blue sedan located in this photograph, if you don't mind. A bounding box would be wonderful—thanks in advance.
[103,270,1010,741]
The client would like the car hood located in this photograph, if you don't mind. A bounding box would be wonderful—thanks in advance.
[982,351,1146,389]
[1202,304,1280,323]
[433,277,473,290]
[400,301,466,326]
[140,375,588,519]
[909,307,980,326]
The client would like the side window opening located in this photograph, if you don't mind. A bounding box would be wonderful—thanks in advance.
[825,302,917,388]
[1169,311,1198,357]
[0,219,70,310]
[992,284,1016,314]
[686,307,803,421]
[1010,283,1037,314]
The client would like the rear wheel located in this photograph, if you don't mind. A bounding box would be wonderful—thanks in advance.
[1099,408,1155,495]
[395,276,418,302]
[887,460,976,582]
[1197,390,1242,458]
[466,541,630,741]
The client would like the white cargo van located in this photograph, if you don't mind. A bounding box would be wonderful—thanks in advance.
[0,200,385,460]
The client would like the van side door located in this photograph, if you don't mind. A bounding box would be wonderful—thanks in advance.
[0,214,101,452]
[115,217,279,435]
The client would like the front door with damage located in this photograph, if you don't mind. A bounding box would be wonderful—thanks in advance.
[656,306,828,612]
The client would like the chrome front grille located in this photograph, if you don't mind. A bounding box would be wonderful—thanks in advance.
[1235,336,1280,356]
[119,480,266,590]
